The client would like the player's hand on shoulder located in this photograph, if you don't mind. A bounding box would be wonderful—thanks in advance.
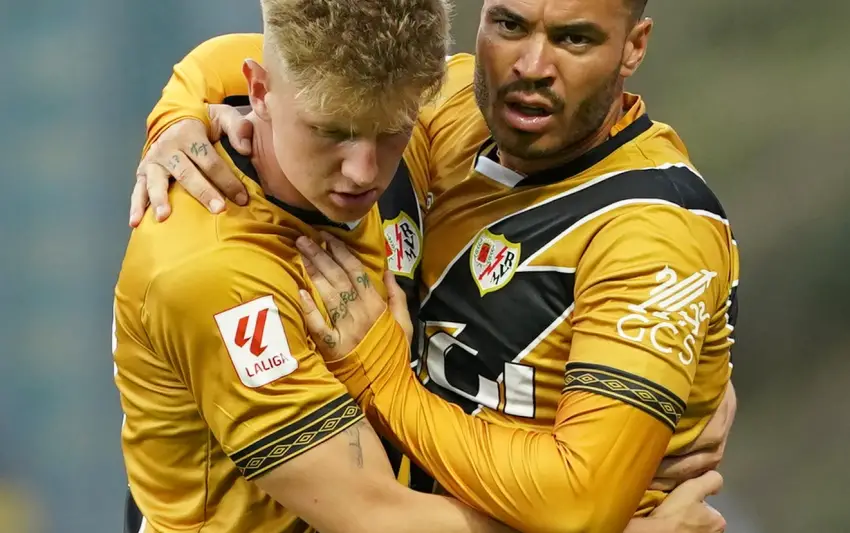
[130,104,253,227]
[642,471,726,533]
[651,382,737,491]
[297,233,414,361]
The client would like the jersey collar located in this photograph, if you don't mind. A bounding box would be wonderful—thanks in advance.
[474,94,652,188]
[221,136,361,231]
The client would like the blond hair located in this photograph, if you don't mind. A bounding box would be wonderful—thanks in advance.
[261,0,452,132]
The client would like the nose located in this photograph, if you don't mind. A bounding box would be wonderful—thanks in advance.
[513,36,556,87]
[340,139,379,188]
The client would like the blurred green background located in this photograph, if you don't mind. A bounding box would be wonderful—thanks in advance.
[1,1,846,532]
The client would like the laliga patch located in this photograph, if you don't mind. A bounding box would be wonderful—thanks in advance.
[470,229,521,296]
[383,212,422,279]
[214,295,298,388]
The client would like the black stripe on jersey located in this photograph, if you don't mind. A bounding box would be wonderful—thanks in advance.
[230,394,364,480]
[380,159,425,361]
[420,164,728,413]
[474,115,653,188]
[220,136,353,230]
[563,362,686,430]
[124,488,143,533]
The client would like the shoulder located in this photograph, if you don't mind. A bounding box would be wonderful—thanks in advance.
[184,33,264,63]
[144,243,302,318]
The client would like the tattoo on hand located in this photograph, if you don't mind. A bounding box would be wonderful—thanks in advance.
[356,274,370,289]
[322,334,336,348]
[340,289,358,303]
[345,423,364,468]
[329,302,348,326]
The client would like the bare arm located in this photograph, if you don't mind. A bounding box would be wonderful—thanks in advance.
[255,419,513,533]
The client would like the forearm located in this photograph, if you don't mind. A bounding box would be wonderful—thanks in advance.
[145,33,262,154]
[331,311,671,533]
[357,487,513,533]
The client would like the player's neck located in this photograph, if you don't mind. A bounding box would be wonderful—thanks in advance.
[498,99,626,177]
[247,115,315,212]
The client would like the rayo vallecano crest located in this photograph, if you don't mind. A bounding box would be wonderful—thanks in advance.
[383,212,422,279]
[469,229,521,296]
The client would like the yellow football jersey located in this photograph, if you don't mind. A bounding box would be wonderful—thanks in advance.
[141,31,429,490]
[114,138,390,532]
[326,55,739,532]
[142,36,740,532]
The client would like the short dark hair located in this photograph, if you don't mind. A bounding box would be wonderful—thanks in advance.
[627,0,648,20]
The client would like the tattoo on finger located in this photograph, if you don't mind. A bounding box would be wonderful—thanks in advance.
[329,302,348,325]
[340,289,358,303]
[322,334,337,349]
[168,154,181,170]
[355,274,370,289]
[190,142,210,157]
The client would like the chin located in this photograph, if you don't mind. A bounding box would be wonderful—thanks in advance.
[320,204,370,225]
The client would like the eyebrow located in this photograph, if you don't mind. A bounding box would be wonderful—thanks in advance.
[486,5,528,25]
[549,20,607,42]
[486,5,607,41]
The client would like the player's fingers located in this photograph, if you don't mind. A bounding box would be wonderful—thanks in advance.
[129,173,150,228]
[211,103,255,155]
[703,503,727,533]
[674,471,724,501]
[165,150,226,215]
[655,449,721,482]
[384,271,414,343]
[184,138,248,207]
[647,477,678,492]
[296,236,352,291]
[298,289,340,348]
[321,232,376,300]
[300,253,345,319]
[145,163,173,222]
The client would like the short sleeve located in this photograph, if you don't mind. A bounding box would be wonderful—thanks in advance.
[568,205,731,430]
[142,250,363,480]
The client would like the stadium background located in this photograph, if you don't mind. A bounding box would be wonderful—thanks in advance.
[1,1,846,532]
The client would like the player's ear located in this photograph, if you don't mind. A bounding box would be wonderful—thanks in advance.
[243,59,271,121]
[620,17,653,79]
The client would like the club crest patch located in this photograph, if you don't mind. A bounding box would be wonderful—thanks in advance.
[470,229,521,296]
[383,212,422,279]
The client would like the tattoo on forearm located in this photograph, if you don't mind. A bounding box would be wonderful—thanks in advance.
[190,142,209,157]
[355,274,370,289]
[345,423,364,468]
[340,288,358,303]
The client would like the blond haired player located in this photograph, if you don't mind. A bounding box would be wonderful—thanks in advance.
[113,1,520,532]
[127,1,737,533]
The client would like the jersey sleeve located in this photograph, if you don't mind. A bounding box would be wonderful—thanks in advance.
[143,251,363,480]
[403,53,478,199]
[323,206,732,533]
[568,205,731,421]
[326,310,671,533]
[144,33,264,155]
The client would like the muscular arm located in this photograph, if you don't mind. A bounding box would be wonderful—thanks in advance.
[142,249,510,533]
[326,207,732,533]
[332,311,668,533]
[257,418,511,533]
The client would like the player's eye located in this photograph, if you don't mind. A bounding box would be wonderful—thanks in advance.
[559,34,591,47]
[314,126,355,142]
[496,19,524,36]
